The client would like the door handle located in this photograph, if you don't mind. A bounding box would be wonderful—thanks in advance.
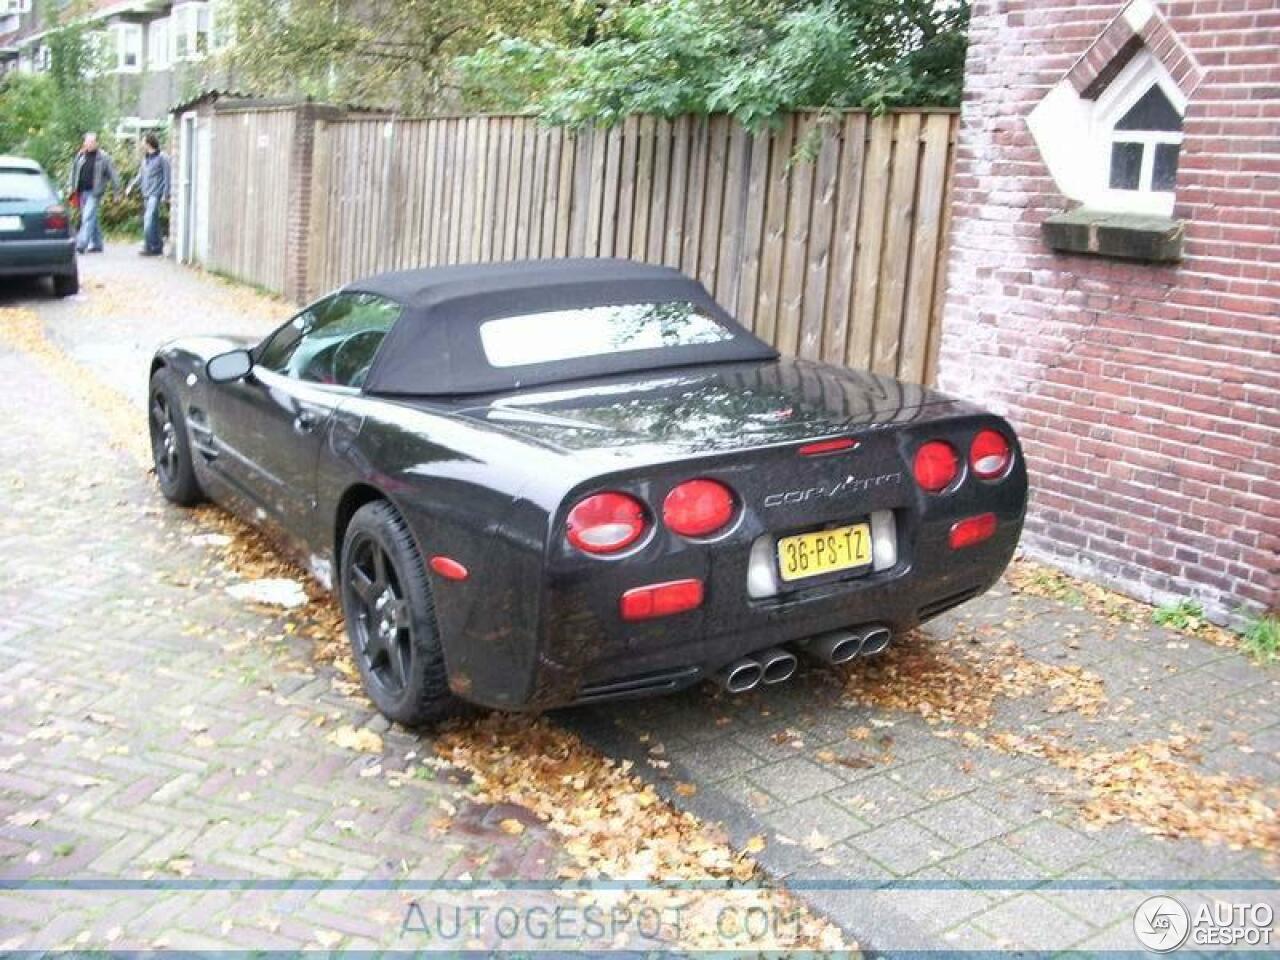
[293,410,319,434]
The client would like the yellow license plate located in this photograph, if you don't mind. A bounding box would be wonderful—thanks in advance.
[777,522,872,582]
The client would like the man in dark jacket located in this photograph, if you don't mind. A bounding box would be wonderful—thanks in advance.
[68,132,121,254]
[127,133,171,256]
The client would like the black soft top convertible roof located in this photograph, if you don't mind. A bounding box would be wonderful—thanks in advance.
[347,259,779,396]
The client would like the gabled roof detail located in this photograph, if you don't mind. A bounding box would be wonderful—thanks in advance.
[1066,0,1203,100]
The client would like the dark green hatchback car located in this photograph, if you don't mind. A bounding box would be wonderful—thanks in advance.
[0,156,78,297]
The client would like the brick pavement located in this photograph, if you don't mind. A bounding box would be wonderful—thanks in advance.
[1,250,1277,952]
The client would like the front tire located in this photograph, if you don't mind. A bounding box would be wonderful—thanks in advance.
[148,368,204,505]
[340,501,460,727]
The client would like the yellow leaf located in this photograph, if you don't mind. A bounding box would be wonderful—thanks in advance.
[498,818,525,835]
[675,782,697,797]
[745,834,766,853]
[327,725,383,754]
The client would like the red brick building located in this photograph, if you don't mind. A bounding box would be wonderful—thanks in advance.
[939,0,1278,623]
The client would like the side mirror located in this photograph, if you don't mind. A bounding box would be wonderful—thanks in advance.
[206,349,254,383]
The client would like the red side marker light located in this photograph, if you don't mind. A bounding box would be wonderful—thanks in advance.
[429,556,469,580]
[799,437,860,457]
[949,513,997,550]
[619,579,704,621]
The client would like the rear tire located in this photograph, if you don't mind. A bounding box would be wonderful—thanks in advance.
[148,368,204,506]
[340,501,461,727]
[52,265,79,298]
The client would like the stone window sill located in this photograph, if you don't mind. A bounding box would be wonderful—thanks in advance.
[1042,208,1184,263]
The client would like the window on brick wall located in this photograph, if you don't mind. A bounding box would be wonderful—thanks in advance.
[1092,49,1186,216]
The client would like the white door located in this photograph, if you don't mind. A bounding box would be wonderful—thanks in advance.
[177,111,197,263]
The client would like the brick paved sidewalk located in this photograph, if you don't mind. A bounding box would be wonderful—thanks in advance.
[1,250,1276,953]
[0,288,568,950]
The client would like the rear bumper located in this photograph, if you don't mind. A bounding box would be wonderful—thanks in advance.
[0,238,76,275]
[559,519,1020,706]
[467,499,1023,711]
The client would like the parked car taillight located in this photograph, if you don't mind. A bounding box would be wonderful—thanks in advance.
[566,492,647,554]
[663,479,736,538]
[913,440,959,493]
[44,205,68,231]
[969,429,1012,480]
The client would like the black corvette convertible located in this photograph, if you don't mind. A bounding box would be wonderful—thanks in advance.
[149,259,1027,725]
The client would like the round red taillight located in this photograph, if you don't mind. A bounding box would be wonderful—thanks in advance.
[663,479,736,538]
[969,429,1012,480]
[566,492,647,554]
[913,441,960,493]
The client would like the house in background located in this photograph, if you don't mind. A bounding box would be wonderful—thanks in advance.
[0,0,231,139]
[939,0,1277,624]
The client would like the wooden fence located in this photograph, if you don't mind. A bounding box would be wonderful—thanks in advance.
[199,107,957,384]
[205,107,297,294]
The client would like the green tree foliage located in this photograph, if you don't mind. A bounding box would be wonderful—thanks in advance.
[224,0,598,113]
[0,2,117,180]
[457,0,968,128]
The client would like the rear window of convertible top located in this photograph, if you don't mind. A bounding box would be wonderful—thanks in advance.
[478,301,734,368]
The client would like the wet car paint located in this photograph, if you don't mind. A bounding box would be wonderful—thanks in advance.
[152,337,1027,711]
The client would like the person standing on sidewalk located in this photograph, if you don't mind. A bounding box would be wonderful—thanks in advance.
[68,132,121,254]
[127,134,171,257]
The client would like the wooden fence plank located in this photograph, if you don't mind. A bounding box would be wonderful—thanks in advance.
[647,119,671,264]
[699,114,729,295]
[822,113,867,365]
[663,116,690,268]
[681,117,708,277]
[615,116,638,258]
[777,113,816,357]
[714,122,748,310]
[630,115,654,260]
[846,113,894,370]
[924,115,958,386]
[734,128,770,329]
[754,116,795,346]
[871,112,921,375]
[800,118,841,360]
[553,128,574,257]
[898,112,951,384]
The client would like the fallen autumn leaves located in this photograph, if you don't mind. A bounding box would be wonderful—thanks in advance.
[3,288,1276,948]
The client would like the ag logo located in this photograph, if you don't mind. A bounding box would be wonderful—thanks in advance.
[1134,896,1190,952]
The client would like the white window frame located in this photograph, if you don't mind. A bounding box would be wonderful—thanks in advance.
[209,0,233,52]
[0,0,32,14]
[170,1,209,62]
[110,22,143,74]
[148,16,170,69]
[1086,49,1186,216]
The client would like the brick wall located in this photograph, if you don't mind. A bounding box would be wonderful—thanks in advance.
[939,0,1279,623]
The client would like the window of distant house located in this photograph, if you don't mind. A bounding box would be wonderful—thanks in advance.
[148,17,170,69]
[0,0,32,14]
[209,0,233,51]
[171,2,210,61]
[35,44,50,71]
[111,23,143,73]
[1091,49,1186,216]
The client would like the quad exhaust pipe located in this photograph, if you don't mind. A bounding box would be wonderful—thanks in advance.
[713,628,885,694]
[801,625,893,665]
